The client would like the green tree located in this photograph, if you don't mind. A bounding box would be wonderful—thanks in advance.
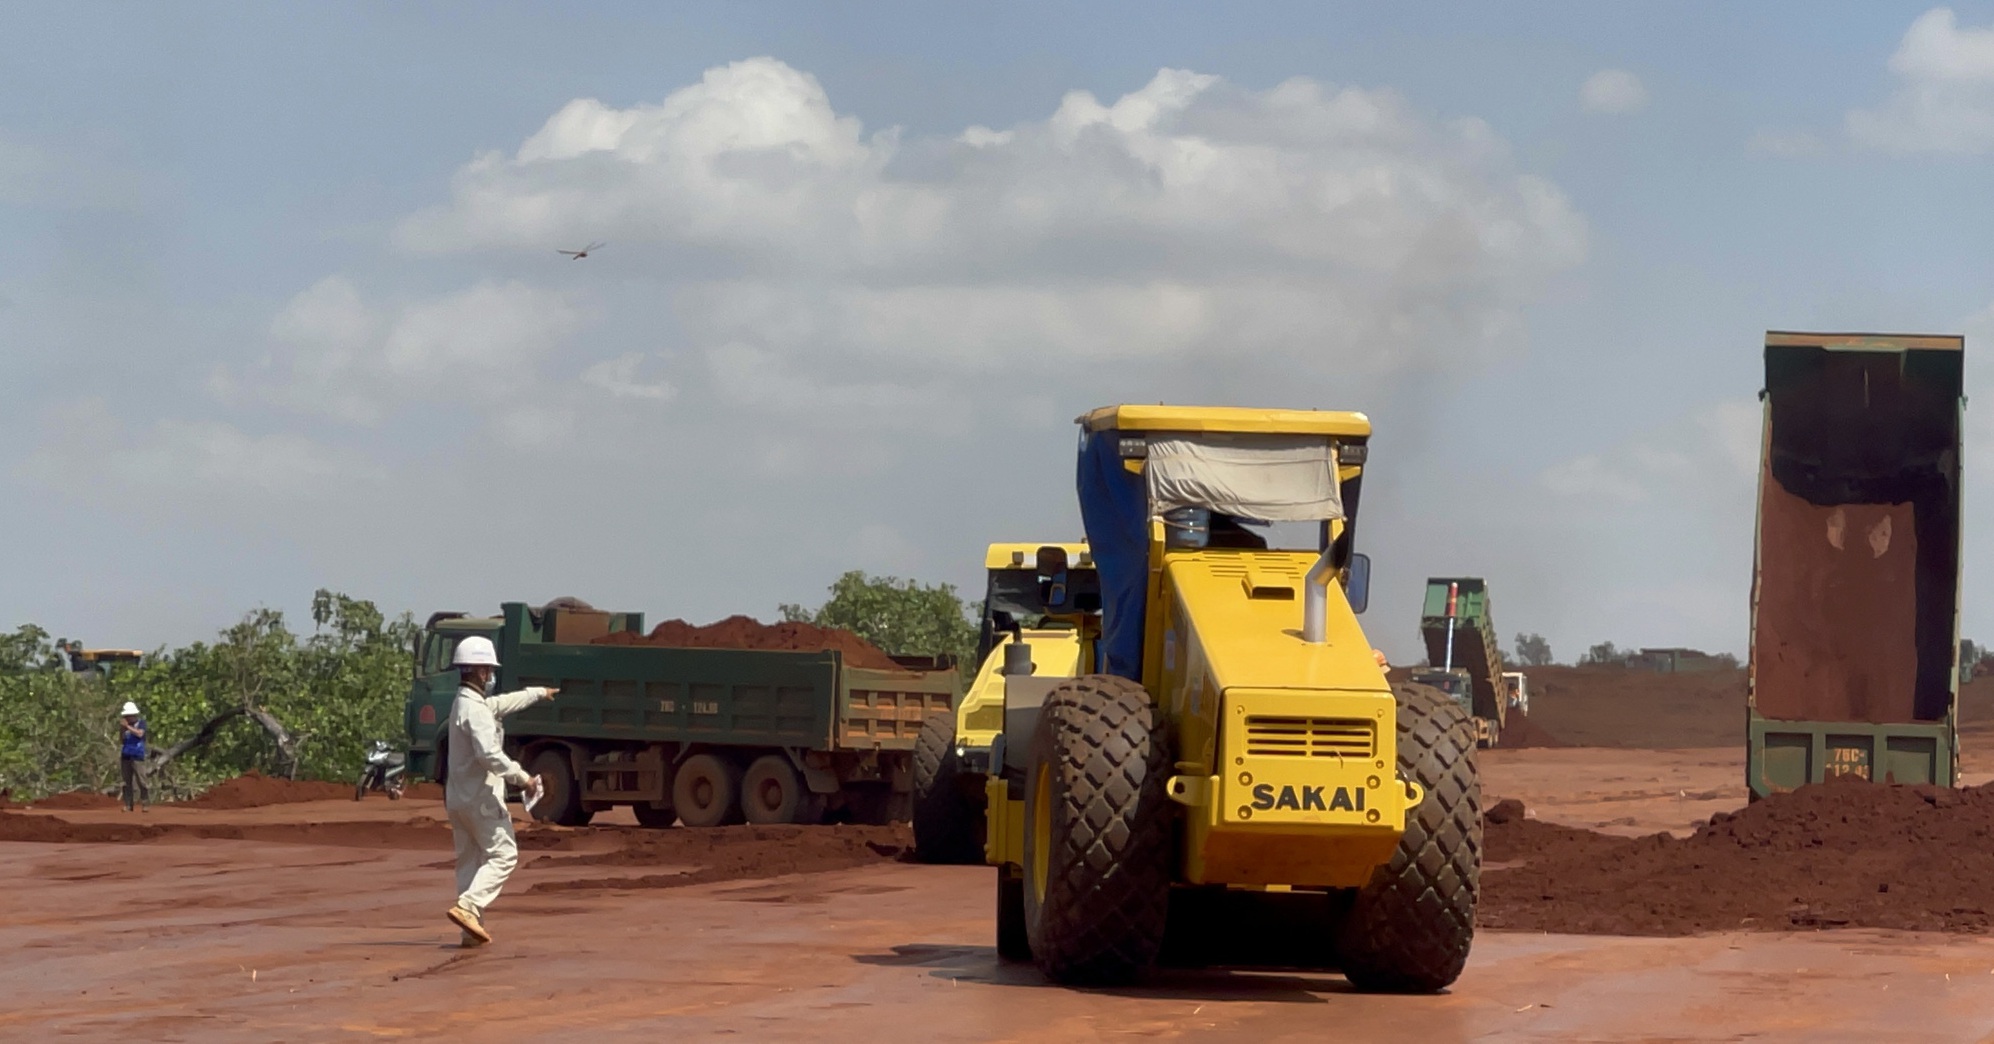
[1579,641,1625,667]
[0,589,418,800]
[1512,633,1554,667]
[780,571,978,666]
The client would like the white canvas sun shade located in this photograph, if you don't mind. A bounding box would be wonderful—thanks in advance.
[1144,433,1343,522]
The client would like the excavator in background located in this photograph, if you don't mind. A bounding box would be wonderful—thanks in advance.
[56,640,142,675]
[1417,578,1520,748]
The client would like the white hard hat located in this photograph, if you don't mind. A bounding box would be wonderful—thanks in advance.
[452,636,499,667]
[120,702,140,716]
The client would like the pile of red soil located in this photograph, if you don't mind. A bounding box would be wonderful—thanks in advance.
[177,771,354,809]
[1497,711,1565,749]
[1515,666,1744,749]
[30,791,121,810]
[593,615,904,671]
[1480,778,1994,935]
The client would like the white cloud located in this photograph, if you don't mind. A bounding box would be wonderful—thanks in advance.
[397,57,1585,443]
[1579,69,1648,115]
[0,131,152,209]
[223,277,585,425]
[1749,129,1826,157]
[580,353,678,402]
[1540,453,1651,503]
[1848,8,1994,153]
[15,58,1594,651]
[1539,399,1759,505]
[22,399,381,501]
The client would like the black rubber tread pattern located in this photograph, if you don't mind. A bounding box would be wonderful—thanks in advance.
[1336,683,1482,993]
[530,748,590,827]
[912,713,986,863]
[1022,675,1173,986]
[673,753,744,828]
[996,870,1032,961]
[742,754,806,825]
[631,804,676,828]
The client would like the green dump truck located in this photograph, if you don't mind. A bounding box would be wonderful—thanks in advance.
[404,602,959,827]
[1748,331,1964,798]
[1420,578,1510,747]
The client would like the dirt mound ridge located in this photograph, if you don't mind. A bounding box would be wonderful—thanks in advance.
[528,822,910,892]
[0,809,451,848]
[29,790,121,810]
[1481,778,1994,935]
[593,615,903,671]
[179,771,354,809]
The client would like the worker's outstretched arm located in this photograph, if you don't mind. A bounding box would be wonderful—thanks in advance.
[487,687,551,718]
[457,699,531,787]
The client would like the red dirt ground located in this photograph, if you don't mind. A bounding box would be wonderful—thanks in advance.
[593,614,904,671]
[1481,777,1994,936]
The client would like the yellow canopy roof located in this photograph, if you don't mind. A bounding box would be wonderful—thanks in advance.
[1078,405,1371,438]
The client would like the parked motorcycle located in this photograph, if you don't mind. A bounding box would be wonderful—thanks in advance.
[354,739,407,800]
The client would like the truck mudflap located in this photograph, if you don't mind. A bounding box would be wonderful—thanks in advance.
[1168,689,1417,889]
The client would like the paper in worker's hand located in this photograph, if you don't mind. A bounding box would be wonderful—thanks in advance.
[522,777,544,814]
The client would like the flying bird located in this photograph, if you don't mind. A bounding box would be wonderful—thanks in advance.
[557,241,605,260]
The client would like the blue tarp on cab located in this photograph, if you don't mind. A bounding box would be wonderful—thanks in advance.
[1076,427,1149,680]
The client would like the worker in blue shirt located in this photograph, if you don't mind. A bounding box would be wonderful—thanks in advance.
[118,701,149,812]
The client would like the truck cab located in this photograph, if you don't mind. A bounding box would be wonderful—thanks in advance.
[403,612,501,782]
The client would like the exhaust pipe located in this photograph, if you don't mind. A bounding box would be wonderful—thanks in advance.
[1303,546,1335,644]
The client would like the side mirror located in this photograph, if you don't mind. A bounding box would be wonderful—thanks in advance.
[1036,545,1070,610]
[1344,553,1372,615]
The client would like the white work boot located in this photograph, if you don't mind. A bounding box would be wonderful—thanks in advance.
[446,904,492,944]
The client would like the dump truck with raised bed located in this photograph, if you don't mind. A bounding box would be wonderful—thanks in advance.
[1420,578,1511,748]
[912,543,1100,864]
[1748,331,1964,798]
[984,405,1481,989]
[404,602,958,827]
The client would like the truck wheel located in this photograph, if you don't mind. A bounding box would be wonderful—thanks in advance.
[673,753,743,828]
[529,749,591,827]
[1021,675,1173,986]
[913,713,985,864]
[632,804,676,828]
[996,868,1031,961]
[1337,683,1482,993]
[742,755,809,825]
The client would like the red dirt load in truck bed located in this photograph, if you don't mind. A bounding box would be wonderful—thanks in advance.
[1481,777,1994,935]
[592,614,904,671]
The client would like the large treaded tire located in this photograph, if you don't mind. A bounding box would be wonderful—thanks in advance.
[673,753,744,828]
[912,713,985,864]
[530,748,591,827]
[1022,675,1173,986]
[996,869,1031,961]
[1336,683,1482,993]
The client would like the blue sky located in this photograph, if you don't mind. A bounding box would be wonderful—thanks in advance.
[5,3,1994,664]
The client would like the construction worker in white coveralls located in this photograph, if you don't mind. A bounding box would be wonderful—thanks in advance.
[444,635,558,946]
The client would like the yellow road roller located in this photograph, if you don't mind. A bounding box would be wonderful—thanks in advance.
[984,405,1481,989]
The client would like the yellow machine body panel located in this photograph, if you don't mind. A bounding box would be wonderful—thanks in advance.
[956,628,1086,744]
[983,542,1091,570]
[1152,552,1413,888]
[1080,405,1373,439]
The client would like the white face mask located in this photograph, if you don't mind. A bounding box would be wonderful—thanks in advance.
[483,674,498,696]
